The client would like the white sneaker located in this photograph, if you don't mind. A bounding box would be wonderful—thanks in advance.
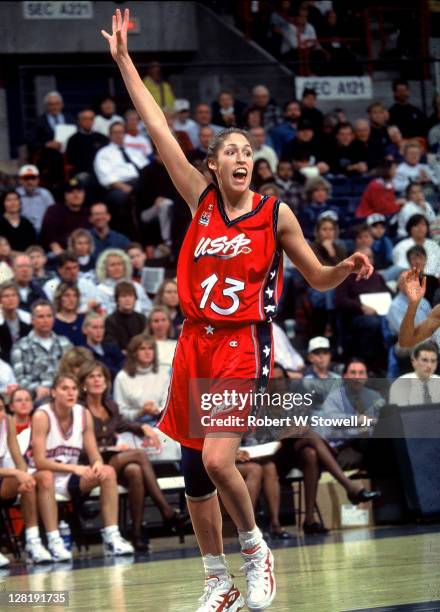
[0,551,10,568]
[102,531,134,556]
[48,537,72,562]
[25,538,52,564]
[196,576,245,612]
[241,544,276,610]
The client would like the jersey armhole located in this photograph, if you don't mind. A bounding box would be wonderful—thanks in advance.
[272,199,282,244]
[197,183,216,208]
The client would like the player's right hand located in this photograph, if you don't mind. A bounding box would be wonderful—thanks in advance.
[101,8,129,63]
[401,267,426,303]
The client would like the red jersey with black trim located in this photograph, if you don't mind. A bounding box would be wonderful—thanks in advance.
[177,184,283,327]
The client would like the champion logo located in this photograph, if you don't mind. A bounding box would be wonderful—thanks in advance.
[194,233,252,260]
[229,340,238,348]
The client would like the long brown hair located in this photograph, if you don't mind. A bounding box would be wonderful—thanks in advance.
[78,360,111,402]
[124,333,158,377]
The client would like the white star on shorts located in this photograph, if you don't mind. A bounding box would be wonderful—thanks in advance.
[270,270,276,280]
[265,287,274,299]
[262,365,269,377]
[264,305,276,313]
[263,345,271,358]
[205,325,215,335]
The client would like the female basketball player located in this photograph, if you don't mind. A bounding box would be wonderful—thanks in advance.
[102,10,372,611]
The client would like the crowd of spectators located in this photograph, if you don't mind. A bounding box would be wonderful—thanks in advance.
[2,62,440,562]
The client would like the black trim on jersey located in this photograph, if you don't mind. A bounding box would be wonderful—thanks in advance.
[217,190,270,226]
[197,183,216,208]
[272,199,282,242]
[262,247,282,323]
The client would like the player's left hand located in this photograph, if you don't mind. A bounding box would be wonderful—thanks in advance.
[340,251,374,281]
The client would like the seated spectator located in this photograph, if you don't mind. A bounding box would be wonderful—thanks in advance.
[251,126,278,173]
[327,122,368,176]
[13,254,46,312]
[53,283,85,346]
[0,190,37,252]
[268,0,295,56]
[142,60,175,112]
[0,281,31,363]
[405,245,438,306]
[367,102,391,165]
[392,215,440,277]
[251,158,275,191]
[93,121,148,219]
[43,251,99,314]
[125,242,146,283]
[123,108,153,161]
[31,373,133,558]
[187,126,213,170]
[147,306,177,372]
[300,88,324,133]
[388,79,427,139]
[172,99,197,138]
[11,299,71,400]
[30,91,74,190]
[89,202,130,257]
[113,334,170,425]
[389,341,440,405]
[79,360,183,551]
[397,183,437,238]
[393,143,438,196]
[82,312,124,379]
[9,387,33,434]
[104,281,147,351]
[367,214,393,271]
[211,90,246,129]
[26,245,56,288]
[387,270,432,339]
[270,101,301,157]
[354,224,374,251]
[384,125,405,162]
[303,336,341,401]
[58,345,94,378]
[186,103,222,148]
[95,249,152,315]
[272,322,304,377]
[249,85,282,131]
[40,178,91,255]
[0,357,17,394]
[65,108,109,177]
[298,177,339,240]
[356,160,402,219]
[281,119,326,173]
[0,237,13,284]
[16,164,54,235]
[334,247,391,369]
[67,229,96,278]
[320,358,385,469]
[0,410,53,567]
[243,106,264,131]
[93,96,124,137]
[154,280,183,339]
[274,160,298,211]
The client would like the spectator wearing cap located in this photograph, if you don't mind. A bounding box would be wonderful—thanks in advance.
[367,214,393,271]
[297,177,338,240]
[65,108,109,176]
[326,122,368,176]
[388,79,427,140]
[270,101,302,157]
[211,90,246,129]
[249,85,282,132]
[0,191,37,252]
[300,88,323,133]
[16,165,54,235]
[397,183,436,238]
[88,202,130,257]
[93,96,124,137]
[142,61,175,112]
[356,160,402,219]
[39,178,90,254]
[172,99,197,135]
[186,104,222,149]
[392,215,440,277]
[393,142,438,196]
[250,126,279,173]
[303,337,341,401]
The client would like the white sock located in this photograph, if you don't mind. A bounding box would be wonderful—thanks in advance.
[47,530,60,543]
[203,554,229,580]
[238,526,264,553]
[102,525,119,541]
[25,526,40,543]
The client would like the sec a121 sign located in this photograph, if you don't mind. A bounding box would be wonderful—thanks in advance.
[296,76,373,100]
[23,1,93,19]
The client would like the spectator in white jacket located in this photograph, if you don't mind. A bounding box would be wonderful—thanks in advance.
[393,143,438,195]
[392,214,440,277]
[397,183,437,238]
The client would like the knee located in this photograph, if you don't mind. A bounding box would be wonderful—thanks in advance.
[263,461,278,477]
[123,463,142,482]
[34,470,54,490]
[101,465,117,482]
[202,451,231,480]
[301,446,318,465]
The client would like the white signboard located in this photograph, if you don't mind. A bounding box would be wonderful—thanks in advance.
[295,76,373,100]
[23,1,93,19]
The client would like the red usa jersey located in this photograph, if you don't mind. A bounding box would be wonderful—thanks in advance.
[177,184,283,326]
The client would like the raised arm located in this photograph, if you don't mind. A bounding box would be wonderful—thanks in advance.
[277,203,373,290]
[101,9,207,214]
[399,268,440,347]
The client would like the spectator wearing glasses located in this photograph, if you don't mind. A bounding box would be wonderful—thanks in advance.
[16,165,54,235]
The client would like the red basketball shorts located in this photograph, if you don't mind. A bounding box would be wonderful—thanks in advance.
[157,320,274,451]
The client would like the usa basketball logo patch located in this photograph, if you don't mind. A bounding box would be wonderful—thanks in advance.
[199,211,212,226]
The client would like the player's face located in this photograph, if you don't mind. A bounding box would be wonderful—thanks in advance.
[10,390,33,418]
[411,351,438,380]
[52,378,78,409]
[211,134,253,194]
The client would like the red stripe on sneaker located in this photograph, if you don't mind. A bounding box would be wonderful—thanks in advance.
[242,544,261,555]
[218,587,241,611]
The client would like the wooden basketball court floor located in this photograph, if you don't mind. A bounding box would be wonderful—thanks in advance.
[1,524,440,611]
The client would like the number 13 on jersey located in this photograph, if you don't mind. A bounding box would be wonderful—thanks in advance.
[199,273,245,316]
